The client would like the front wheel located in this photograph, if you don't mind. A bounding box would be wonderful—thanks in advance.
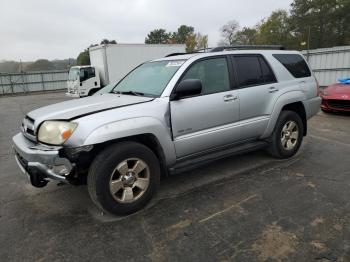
[267,110,304,159]
[87,141,160,215]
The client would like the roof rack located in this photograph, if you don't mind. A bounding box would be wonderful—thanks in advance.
[165,45,285,57]
[165,52,189,57]
[210,45,285,52]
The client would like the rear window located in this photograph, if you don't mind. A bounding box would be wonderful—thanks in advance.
[234,55,276,87]
[273,54,311,78]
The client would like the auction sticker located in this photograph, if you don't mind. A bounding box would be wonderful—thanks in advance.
[166,61,185,67]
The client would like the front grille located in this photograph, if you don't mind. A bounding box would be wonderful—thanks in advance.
[22,116,37,141]
[327,99,350,110]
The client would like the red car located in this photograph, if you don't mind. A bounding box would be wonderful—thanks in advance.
[320,82,350,112]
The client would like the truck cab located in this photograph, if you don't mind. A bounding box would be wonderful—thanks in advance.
[66,66,101,97]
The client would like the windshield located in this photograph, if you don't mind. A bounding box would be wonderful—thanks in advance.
[112,60,185,97]
[68,68,80,81]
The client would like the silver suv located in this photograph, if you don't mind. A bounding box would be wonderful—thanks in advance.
[12,47,321,215]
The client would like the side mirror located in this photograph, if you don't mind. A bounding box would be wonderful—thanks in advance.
[171,79,202,100]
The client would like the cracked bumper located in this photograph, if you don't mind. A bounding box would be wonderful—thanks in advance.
[12,133,72,186]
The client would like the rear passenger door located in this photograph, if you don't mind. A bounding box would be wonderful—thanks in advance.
[231,55,279,140]
[170,56,240,158]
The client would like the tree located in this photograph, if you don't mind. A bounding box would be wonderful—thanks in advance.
[175,25,195,44]
[0,61,21,73]
[25,59,55,72]
[256,10,297,49]
[145,29,171,44]
[77,49,90,66]
[235,27,258,45]
[195,33,209,50]
[290,0,350,49]
[185,34,197,52]
[100,39,117,45]
[220,20,240,45]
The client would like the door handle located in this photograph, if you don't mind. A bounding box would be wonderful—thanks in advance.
[268,86,279,93]
[223,94,238,102]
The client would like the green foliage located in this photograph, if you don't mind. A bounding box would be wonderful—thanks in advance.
[256,10,297,49]
[235,27,258,45]
[175,25,195,44]
[100,39,117,45]
[25,59,55,72]
[220,0,350,49]
[0,61,21,73]
[290,0,350,48]
[144,25,208,52]
[185,34,197,52]
[195,33,209,50]
[145,29,171,44]
[77,49,90,66]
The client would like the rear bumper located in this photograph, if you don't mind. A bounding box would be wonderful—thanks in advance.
[12,133,73,186]
[303,96,321,119]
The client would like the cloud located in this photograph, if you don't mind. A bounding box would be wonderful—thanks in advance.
[0,0,291,61]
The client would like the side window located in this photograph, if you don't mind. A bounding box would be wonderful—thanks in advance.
[234,56,264,87]
[81,67,95,81]
[86,67,95,78]
[181,57,230,95]
[259,57,277,84]
[273,54,311,78]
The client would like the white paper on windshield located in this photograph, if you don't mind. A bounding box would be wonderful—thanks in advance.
[166,61,185,67]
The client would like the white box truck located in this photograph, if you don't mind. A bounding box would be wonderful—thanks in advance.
[66,44,186,97]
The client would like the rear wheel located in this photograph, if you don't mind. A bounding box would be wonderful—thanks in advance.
[87,141,160,215]
[267,110,304,159]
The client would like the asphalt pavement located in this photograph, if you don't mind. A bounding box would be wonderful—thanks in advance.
[0,92,349,262]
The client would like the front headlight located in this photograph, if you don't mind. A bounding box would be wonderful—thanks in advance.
[38,121,77,145]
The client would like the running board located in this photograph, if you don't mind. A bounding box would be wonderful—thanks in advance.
[169,141,268,175]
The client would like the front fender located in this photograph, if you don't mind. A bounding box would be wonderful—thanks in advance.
[83,117,176,165]
[261,90,307,139]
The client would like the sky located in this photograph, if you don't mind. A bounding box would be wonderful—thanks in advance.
[0,0,292,61]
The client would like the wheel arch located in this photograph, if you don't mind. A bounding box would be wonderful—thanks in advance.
[261,91,308,138]
[89,133,169,177]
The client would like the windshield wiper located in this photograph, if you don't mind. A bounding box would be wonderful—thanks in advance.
[114,90,145,96]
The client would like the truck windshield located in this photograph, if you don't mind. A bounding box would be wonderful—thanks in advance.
[112,60,185,97]
[68,68,80,81]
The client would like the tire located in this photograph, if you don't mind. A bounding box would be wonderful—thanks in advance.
[87,141,160,215]
[267,110,304,159]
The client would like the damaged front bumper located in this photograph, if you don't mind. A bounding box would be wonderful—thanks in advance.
[12,133,73,187]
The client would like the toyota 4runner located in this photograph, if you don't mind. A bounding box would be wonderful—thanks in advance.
[13,46,321,215]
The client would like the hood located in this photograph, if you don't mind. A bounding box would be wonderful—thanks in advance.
[325,83,350,95]
[28,93,153,125]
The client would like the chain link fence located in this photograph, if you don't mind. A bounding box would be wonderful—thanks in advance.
[303,46,350,87]
[0,70,68,95]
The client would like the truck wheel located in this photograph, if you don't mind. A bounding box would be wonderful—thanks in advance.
[267,110,304,159]
[87,141,160,215]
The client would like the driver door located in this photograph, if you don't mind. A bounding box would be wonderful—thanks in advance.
[170,57,240,158]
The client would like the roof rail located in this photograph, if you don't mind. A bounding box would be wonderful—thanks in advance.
[165,52,188,57]
[210,45,285,52]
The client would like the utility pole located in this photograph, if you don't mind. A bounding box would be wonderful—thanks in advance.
[307,26,311,62]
